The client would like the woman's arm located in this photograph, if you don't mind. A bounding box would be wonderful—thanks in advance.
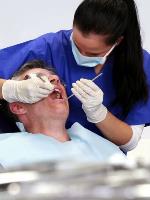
[96,111,132,145]
[71,78,143,149]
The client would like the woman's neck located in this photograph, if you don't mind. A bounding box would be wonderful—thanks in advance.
[94,64,104,74]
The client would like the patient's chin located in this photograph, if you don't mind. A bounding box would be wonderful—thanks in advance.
[52,105,69,116]
[52,112,68,121]
[40,97,69,118]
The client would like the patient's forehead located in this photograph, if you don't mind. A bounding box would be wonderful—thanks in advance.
[19,68,55,80]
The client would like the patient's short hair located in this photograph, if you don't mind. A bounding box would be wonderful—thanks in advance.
[12,60,56,79]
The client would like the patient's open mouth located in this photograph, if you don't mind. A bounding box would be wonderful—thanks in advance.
[50,89,63,100]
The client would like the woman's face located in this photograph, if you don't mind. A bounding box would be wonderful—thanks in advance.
[73,26,115,57]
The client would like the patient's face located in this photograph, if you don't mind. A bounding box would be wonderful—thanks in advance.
[11,68,69,121]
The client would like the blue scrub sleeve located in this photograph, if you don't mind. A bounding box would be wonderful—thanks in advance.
[125,99,150,125]
[0,36,50,79]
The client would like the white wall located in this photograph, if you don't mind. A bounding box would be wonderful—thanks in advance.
[0,0,82,48]
[135,0,150,52]
[0,0,150,51]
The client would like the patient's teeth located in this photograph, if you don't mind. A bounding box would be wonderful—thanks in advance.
[55,89,60,92]
[56,93,61,99]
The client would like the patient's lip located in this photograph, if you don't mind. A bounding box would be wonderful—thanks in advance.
[54,89,62,99]
[49,85,65,100]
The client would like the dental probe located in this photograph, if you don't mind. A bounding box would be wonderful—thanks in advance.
[68,73,103,100]
[24,73,55,89]
[24,73,47,82]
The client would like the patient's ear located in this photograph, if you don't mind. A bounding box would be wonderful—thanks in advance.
[9,103,27,115]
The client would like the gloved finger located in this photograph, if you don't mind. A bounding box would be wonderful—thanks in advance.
[72,83,89,99]
[71,88,86,104]
[80,78,101,92]
[28,94,49,103]
[30,77,54,91]
[37,88,54,95]
[29,73,50,84]
[75,80,96,97]
[40,82,55,91]
[35,93,49,99]
[25,92,49,100]
[39,75,50,84]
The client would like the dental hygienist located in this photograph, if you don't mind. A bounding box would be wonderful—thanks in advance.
[0,0,150,153]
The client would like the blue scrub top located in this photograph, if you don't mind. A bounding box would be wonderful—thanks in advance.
[0,30,150,136]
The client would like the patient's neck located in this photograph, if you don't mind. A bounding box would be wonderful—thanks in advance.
[23,119,69,142]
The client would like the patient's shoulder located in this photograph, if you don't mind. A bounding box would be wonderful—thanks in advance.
[68,122,103,141]
[0,132,28,142]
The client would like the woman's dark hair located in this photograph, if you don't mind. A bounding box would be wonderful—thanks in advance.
[73,0,148,117]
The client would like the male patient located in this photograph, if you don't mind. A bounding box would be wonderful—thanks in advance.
[0,60,126,168]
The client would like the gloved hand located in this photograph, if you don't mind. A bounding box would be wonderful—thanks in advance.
[2,76,54,103]
[71,78,107,123]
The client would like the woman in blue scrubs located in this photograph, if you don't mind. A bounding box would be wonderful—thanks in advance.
[0,0,150,153]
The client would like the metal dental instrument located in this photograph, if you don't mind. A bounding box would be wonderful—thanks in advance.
[24,73,47,82]
[68,73,103,100]
[24,73,55,92]
[24,73,53,84]
[25,72,55,91]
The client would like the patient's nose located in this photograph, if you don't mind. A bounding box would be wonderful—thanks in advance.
[49,75,60,85]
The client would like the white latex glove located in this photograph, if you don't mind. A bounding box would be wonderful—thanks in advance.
[2,76,54,103]
[71,78,107,123]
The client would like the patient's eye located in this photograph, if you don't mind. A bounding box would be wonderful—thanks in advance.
[23,75,30,80]
[50,79,56,84]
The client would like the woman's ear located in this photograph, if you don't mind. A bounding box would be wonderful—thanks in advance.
[9,103,27,115]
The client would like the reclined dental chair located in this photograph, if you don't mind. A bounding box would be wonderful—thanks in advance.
[0,99,20,133]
